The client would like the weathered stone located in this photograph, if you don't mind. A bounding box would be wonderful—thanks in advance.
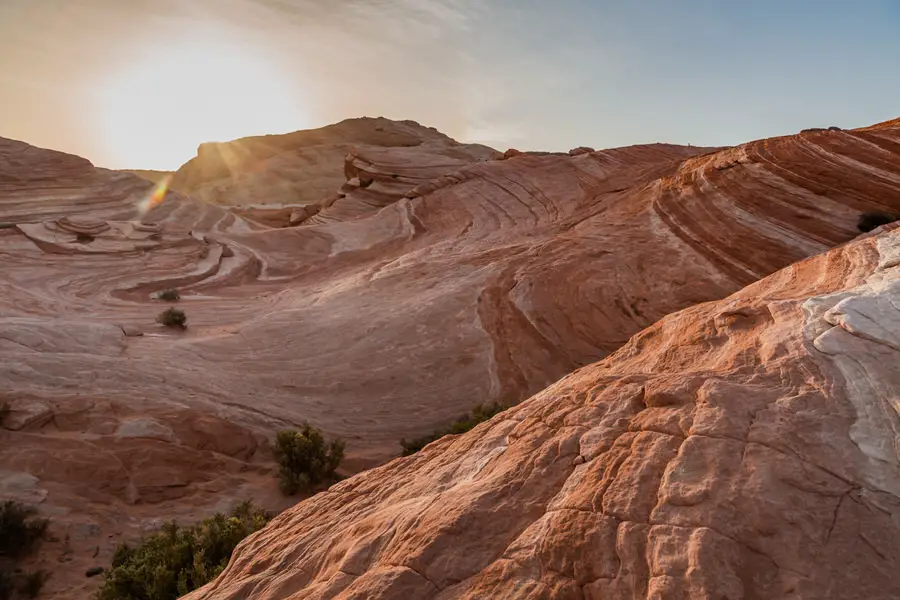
[120,324,143,337]
[2,116,900,599]
[0,470,48,503]
[568,146,595,155]
[188,226,900,600]
[3,399,53,431]
[114,418,176,443]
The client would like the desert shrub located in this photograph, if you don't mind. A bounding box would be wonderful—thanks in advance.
[0,571,12,600]
[400,403,508,456]
[156,308,187,329]
[857,212,897,233]
[95,501,270,600]
[274,424,345,495]
[0,502,49,600]
[0,502,47,560]
[20,571,49,599]
[156,289,180,302]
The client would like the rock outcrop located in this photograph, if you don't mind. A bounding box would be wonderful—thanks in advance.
[168,117,496,209]
[1,117,899,597]
[187,223,900,600]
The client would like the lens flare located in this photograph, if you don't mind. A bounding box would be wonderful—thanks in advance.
[136,175,172,218]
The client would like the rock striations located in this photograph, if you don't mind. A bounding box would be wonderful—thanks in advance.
[187,222,900,600]
[168,117,497,209]
[1,118,899,598]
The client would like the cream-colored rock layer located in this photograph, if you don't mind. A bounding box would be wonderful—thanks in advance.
[189,228,900,600]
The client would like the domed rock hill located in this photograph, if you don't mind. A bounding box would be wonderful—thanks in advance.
[167,117,498,211]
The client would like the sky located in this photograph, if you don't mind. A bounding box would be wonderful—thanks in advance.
[1,0,898,170]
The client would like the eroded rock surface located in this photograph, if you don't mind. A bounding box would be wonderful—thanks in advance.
[169,117,496,210]
[187,227,900,600]
[1,118,899,598]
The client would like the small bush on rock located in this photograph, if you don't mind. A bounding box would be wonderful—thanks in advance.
[0,501,47,560]
[857,212,898,233]
[400,403,508,455]
[95,501,270,600]
[0,501,49,600]
[274,424,345,495]
[157,289,180,302]
[156,308,186,329]
[20,571,49,599]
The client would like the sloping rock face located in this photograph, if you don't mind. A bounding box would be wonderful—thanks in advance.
[124,169,173,184]
[187,226,900,600]
[169,117,497,208]
[1,119,899,597]
[0,144,284,598]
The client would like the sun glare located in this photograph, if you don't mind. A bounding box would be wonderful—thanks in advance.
[99,33,308,170]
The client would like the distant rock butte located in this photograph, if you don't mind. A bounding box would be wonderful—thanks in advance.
[1,117,899,598]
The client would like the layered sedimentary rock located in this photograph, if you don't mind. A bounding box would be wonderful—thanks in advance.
[123,169,173,184]
[188,223,900,600]
[168,117,496,208]
[1,118,899,597]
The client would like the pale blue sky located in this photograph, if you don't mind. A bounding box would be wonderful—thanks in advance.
[1,0,897,169]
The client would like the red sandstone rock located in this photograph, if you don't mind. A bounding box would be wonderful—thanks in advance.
[168,117,495,209]
[187,225,900,600]
[1,117,899,598]
[568,146,595,155]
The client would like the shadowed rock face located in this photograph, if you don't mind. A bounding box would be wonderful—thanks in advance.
[186,224,900,600]
[168,117,497,208]
[1,118,900,598]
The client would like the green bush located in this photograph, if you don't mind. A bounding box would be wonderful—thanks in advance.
[95,501,270,600]
[400,403,508,456]
[0,501,49,600]
[156,289,180,302]
[274,424,345,496]
[156,308,186,329]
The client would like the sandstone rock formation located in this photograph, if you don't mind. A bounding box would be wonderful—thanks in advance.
[1,118,899,597]
[168,117,496,209]
[123,169,173,184]
[186,223,900,600]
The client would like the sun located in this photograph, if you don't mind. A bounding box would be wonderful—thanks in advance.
[99,32,308,170]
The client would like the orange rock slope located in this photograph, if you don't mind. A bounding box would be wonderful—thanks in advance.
[187,221,900,600]
[1,118,899,598]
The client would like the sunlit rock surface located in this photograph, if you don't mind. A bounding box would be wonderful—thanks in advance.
[188,224,900,600]
[1,118,899,598]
